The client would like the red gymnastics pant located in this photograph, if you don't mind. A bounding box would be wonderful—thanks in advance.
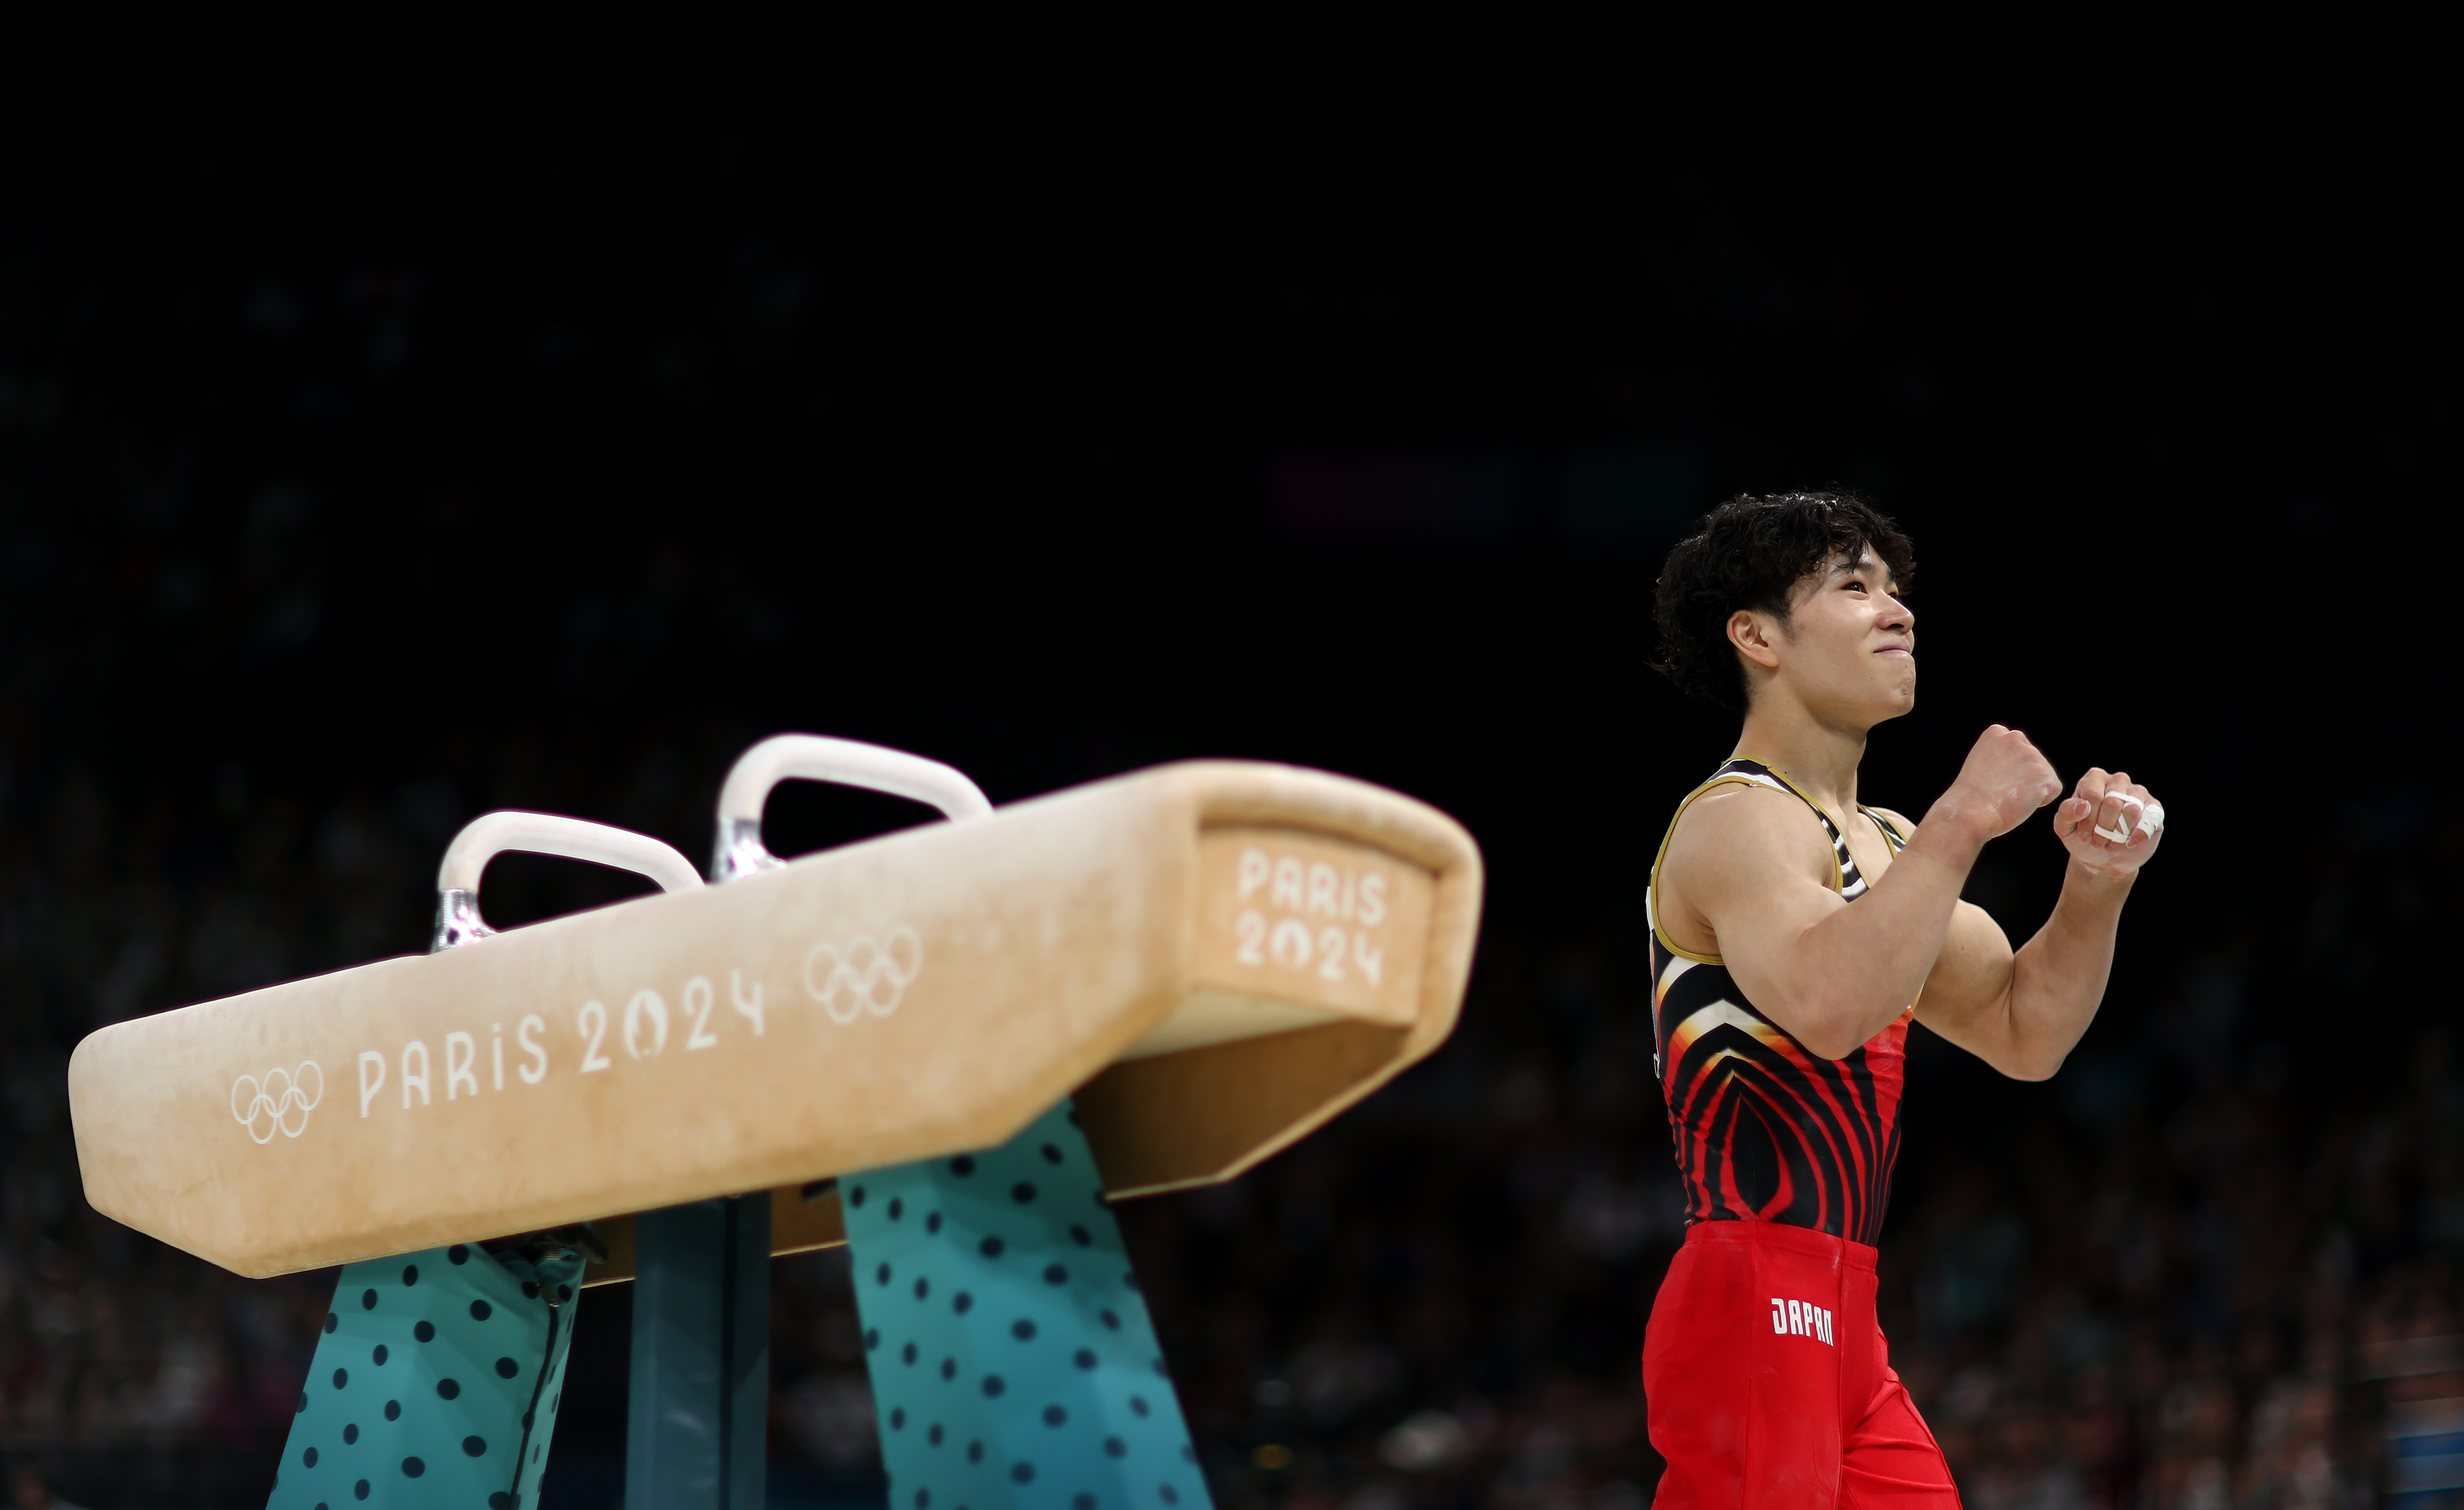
[1643,1221,1959,1509]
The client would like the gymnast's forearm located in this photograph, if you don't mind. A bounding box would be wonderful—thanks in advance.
[2001,861,2135,1078]
[1760,815,1984,1057]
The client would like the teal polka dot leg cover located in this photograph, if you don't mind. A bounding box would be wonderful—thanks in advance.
[269,1242,584,1510]
[844,1100,1213,1510]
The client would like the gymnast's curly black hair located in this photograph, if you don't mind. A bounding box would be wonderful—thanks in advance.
[1651,491,1916,712]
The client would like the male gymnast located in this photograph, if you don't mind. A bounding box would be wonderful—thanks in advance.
[1643,492,2164,1507]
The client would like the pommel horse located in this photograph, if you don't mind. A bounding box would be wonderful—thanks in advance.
[68,738,1483,1510]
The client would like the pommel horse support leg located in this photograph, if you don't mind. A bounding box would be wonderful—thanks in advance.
[720,740,1206,1510]
[842,1102,1204,1510]
[270,814,706,1510]
[67,740,1482,1510]
[627,1194,771,1510]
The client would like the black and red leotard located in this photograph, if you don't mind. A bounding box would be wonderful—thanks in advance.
[1647,756,1913,1245]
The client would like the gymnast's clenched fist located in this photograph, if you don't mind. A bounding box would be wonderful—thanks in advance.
[1930,724,2066,839]
[2052,767,2166,877]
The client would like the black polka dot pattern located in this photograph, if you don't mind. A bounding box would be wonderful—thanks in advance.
[840,1099,1207,1510]
[264,1241,585,1510]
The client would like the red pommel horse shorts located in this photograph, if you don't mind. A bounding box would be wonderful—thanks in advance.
[1644,1221,1961,1509]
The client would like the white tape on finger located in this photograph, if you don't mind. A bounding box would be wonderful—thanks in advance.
[2093,796,2163,844]
[2092,796,2145,844]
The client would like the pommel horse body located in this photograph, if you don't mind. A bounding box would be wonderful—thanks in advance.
[67,744,1483,1510]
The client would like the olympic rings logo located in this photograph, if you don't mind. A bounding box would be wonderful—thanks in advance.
[804,926,922,1024]
[231,1063,323,1143]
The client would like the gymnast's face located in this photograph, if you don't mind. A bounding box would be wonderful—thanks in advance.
[1731,548,1917,725]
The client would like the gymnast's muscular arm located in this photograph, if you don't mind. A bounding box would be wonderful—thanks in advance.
[1875,766,2164,1081]
[1654,725,2062,1061]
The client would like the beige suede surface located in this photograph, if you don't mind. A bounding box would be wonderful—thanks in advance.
[70,761,1482,1279]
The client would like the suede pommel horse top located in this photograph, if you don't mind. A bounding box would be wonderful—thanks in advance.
[67,760,1483,1279]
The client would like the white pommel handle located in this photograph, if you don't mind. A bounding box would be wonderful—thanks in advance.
[717,735,992,825]
[712,734,991,883]
[432,812,704,952]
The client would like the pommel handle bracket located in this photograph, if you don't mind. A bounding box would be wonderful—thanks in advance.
[432,811,704,953]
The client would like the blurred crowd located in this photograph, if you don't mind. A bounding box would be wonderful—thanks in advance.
[9,736,2442,1504]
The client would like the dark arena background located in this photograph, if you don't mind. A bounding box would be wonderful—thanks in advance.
[1,112,2455,1508]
